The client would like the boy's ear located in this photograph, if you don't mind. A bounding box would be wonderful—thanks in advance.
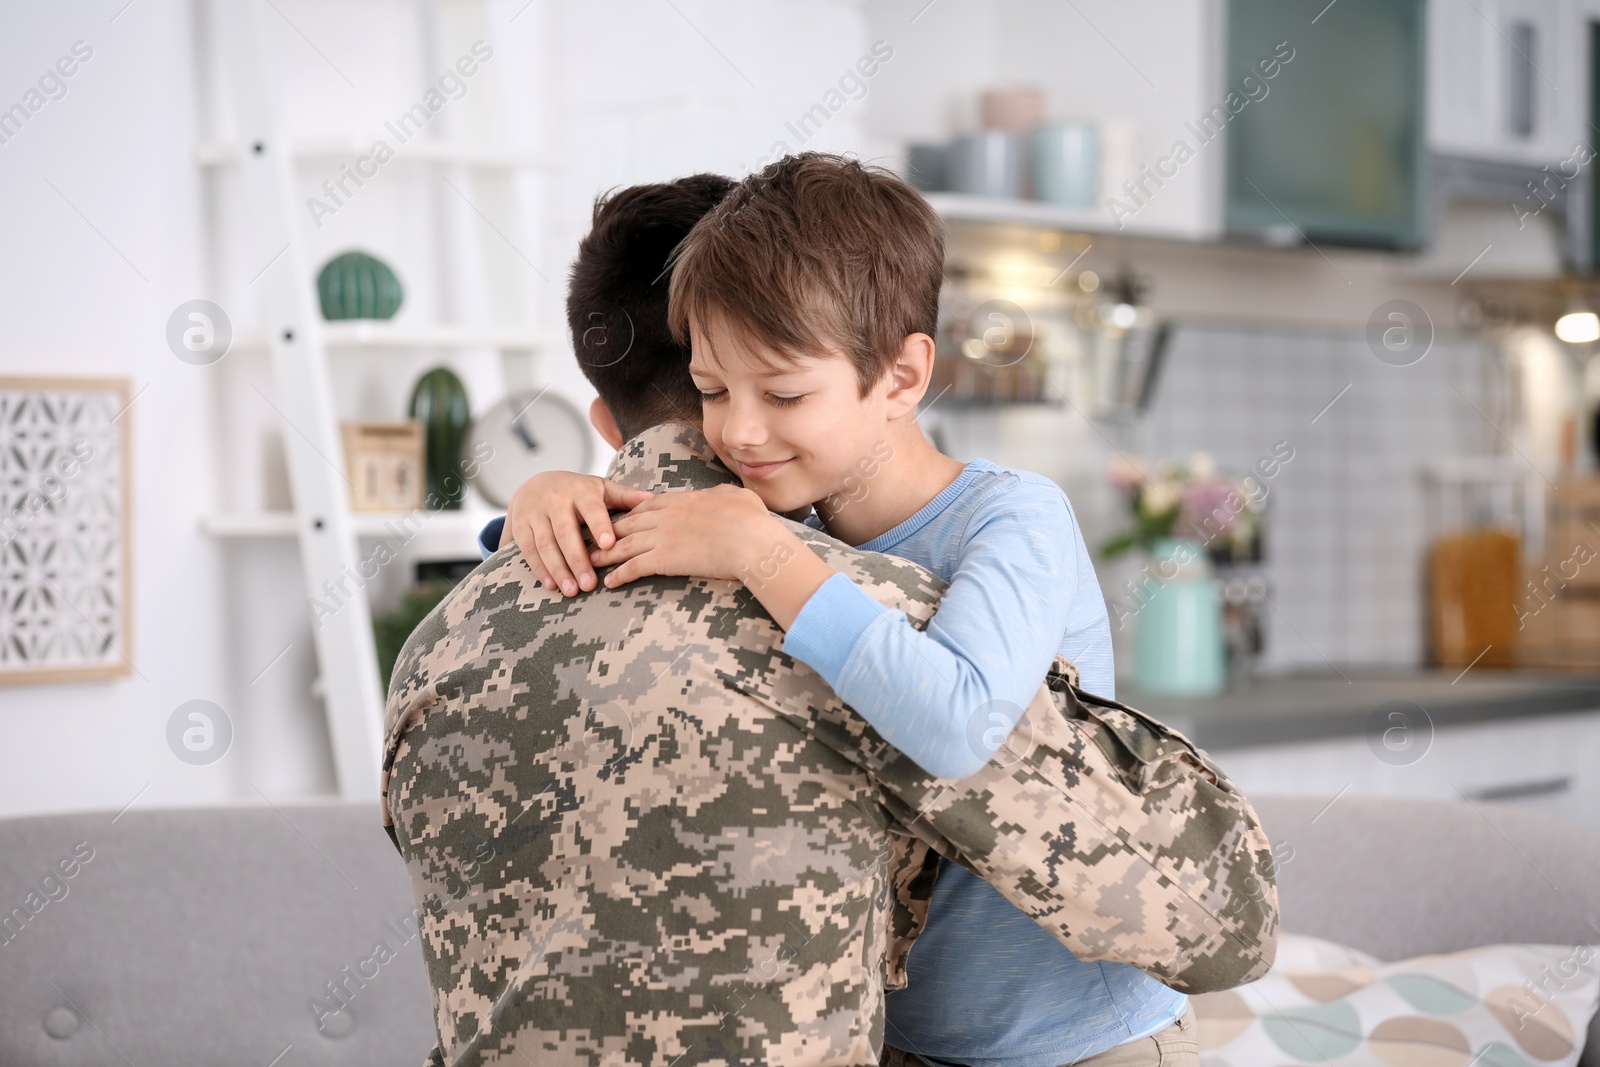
[884,333,937,420]
[589,398,625,449]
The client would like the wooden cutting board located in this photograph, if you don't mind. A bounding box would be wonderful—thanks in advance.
[1428,527,1521,668]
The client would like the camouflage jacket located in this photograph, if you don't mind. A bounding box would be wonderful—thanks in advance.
[382,423,1278,1067]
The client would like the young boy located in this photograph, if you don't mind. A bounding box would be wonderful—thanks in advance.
[489,154,1195,1067]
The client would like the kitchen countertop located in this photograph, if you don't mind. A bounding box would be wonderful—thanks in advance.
[1120,671,1600,751]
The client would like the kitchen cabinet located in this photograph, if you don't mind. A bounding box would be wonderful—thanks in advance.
[1225,0,1429,248]
[871,0,1600,250]
[1429,0,1587,167]
[1421,1,1597,271]
[863,0,1228,240]
[1208,709,1600,839]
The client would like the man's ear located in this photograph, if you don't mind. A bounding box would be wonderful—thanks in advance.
[884,333,937,420]
[589,397,625,449]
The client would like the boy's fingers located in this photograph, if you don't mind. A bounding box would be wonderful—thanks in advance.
[626,492,670,514]
[512,517,539,564]
[602,479,654,509]
[577,498,617,550]
[531,521,577,596]
[610,510,664,539]
[602,553,654,589]
[511,530,549,587]
[588,533,644,568]
[551,514,596,594]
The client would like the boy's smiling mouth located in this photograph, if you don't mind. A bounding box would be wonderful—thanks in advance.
[733,457,792,480]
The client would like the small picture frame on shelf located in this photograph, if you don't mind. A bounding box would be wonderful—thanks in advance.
[340,421,425,512]
[0,376,133,685]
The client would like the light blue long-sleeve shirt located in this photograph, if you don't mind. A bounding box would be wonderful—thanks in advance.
[785,462,1107,780]
[784,459,1187,1067]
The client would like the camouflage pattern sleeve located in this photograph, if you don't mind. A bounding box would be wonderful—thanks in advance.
[731,522,1280,994]
[872,662,1278,992]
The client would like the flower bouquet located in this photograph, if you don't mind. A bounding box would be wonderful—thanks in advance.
[1100,452,1261,562]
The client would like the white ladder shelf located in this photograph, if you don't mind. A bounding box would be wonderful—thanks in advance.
[205,0,557,798]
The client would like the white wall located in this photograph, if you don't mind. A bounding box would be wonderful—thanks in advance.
[0,2,236,817]
[0,0,875,818]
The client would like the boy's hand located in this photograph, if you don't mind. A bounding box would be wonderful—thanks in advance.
[592,484,835,629]
[589,485,781,588]
[500,471,654,596]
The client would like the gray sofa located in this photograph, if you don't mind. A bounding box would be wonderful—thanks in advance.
[0,803,436,1066]
[0,796,1596,1066]
[1258,796,1600,1067]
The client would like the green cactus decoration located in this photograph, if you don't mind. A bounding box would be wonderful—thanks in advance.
[409,367,471,510]
[317,250,403,321]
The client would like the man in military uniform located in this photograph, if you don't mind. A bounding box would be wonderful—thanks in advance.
[382,176,1277,1067]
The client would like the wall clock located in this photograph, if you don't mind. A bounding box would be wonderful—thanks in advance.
[466,389,595,508]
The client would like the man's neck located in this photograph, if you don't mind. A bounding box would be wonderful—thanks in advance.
[817,425,968,547]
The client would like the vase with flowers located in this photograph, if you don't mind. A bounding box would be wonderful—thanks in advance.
[1101,453,1262,694]
[1101,453,1261,562]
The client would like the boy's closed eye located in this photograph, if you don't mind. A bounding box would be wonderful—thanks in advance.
[697,388,805,408]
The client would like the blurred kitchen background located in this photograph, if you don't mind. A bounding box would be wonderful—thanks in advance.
[4,0,1600,836]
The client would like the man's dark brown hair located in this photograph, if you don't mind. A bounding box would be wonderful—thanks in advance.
[667,152,945,395]
[568,173,735,438]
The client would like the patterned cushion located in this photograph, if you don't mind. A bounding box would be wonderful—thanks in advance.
[1194,934,1600,1067]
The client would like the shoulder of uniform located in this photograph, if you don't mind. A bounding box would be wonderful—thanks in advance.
[783,518,946,625]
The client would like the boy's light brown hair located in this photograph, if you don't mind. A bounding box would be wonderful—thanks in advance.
[667,152,945,395]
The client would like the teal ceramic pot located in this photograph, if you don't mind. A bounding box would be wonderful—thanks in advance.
[1033,123,1099,208]
[409,367,471,510]
[317,250,403,321]
[1134,538,1226,695]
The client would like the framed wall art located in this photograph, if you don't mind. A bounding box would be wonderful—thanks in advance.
[0,376,133,684]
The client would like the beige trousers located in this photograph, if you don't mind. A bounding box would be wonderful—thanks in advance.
[880,1002,1198,1067]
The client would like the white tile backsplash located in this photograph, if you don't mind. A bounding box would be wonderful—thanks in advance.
[1138,322,1499,671]
[936,318,1501,676]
